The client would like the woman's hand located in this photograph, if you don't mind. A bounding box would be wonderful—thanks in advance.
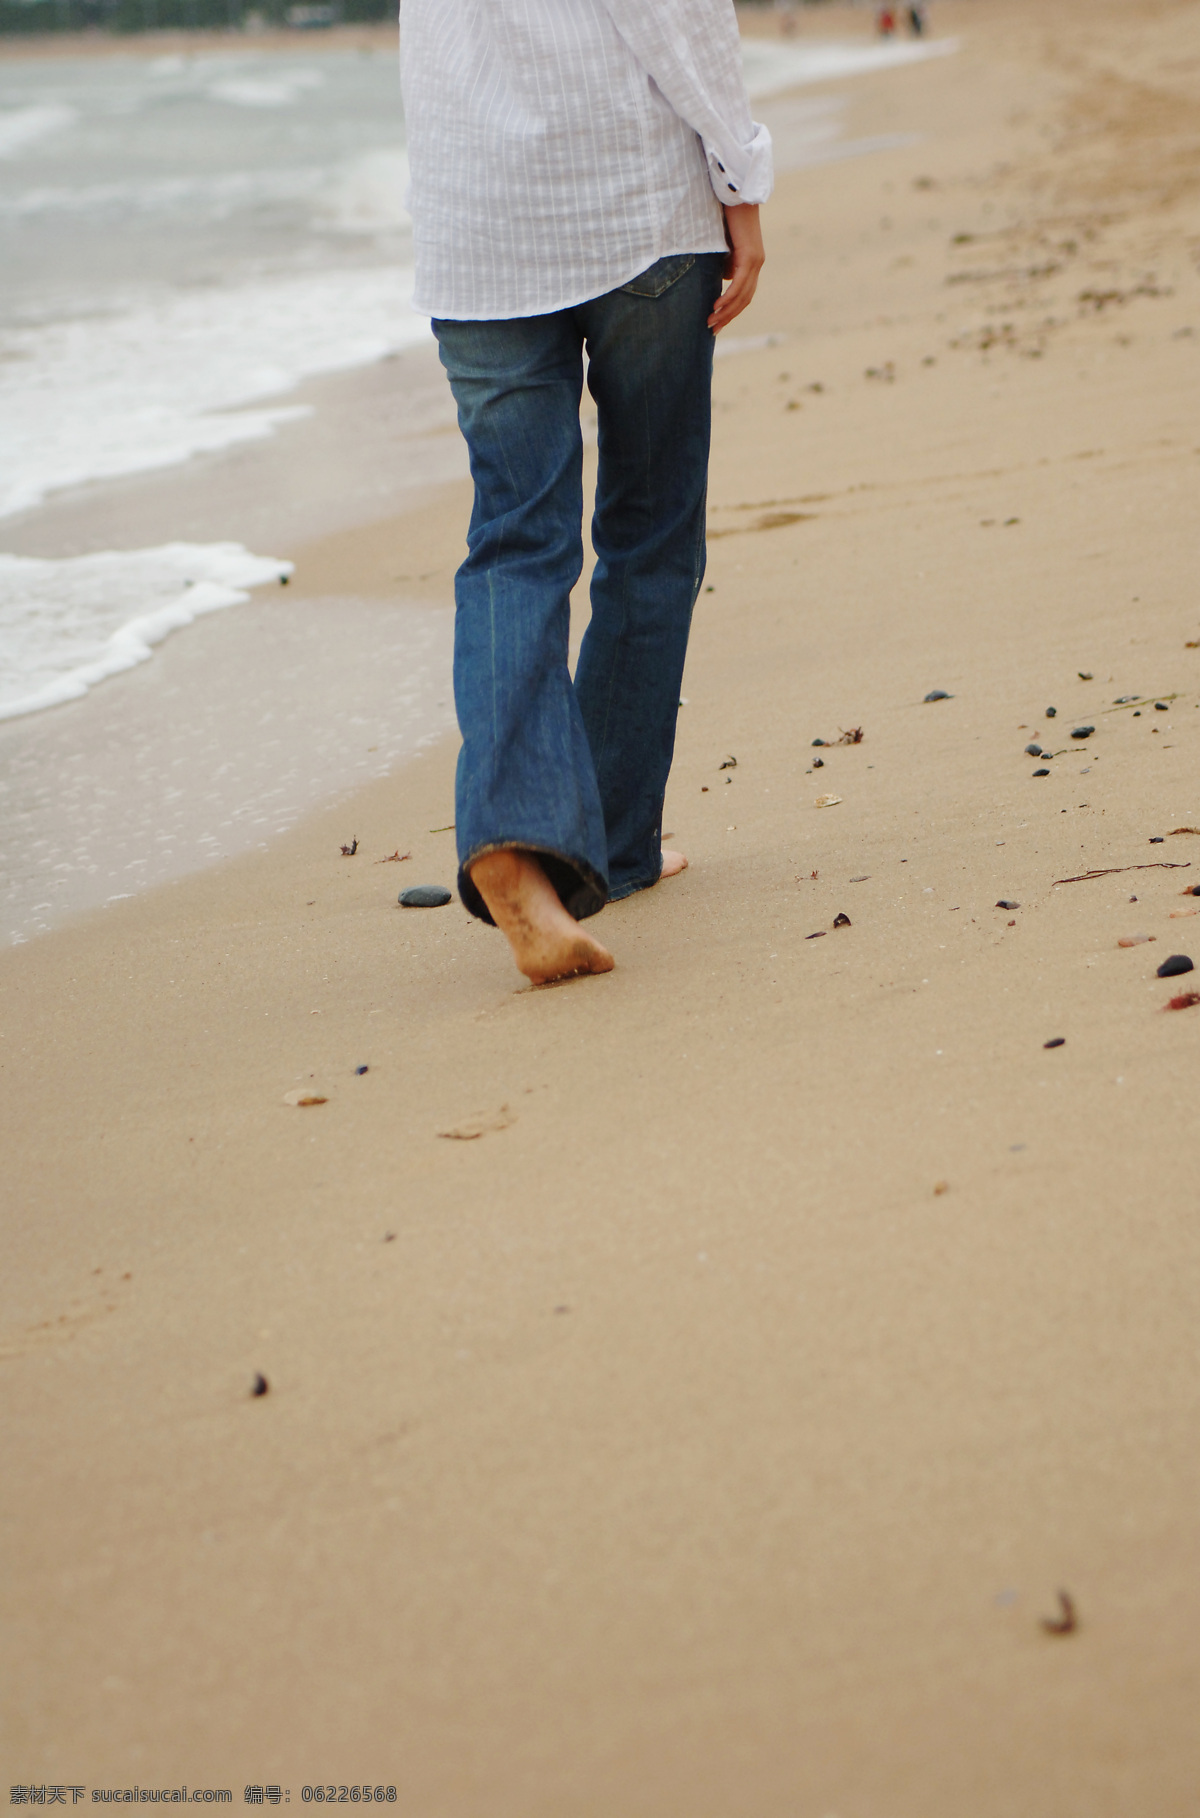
[708,203,765,333]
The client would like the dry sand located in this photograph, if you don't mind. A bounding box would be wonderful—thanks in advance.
[4,1,1200,1808]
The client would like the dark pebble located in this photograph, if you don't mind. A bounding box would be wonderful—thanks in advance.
[1043,1037,1066,1049]
[399,886,453,908]
[251,1373,269,1398]
[1149,836,1164,844]
[833,912,851,927]
[1155,701,1169,711]
[813,756,824,768]
[996,899,1020,910]
[812,738,826,747]
[924,690,952,702]
[355,1065,369,1076]
[1189,886,1200,897]
[1070,725,1095,740]
[1032,768,1050,777]
[1157,954,1195,978]
[1113,695,1137,704]
[805,931,827,940]
[1133,710,1142,716]
[1045,706,1057,717]
[1025,743,1043,756]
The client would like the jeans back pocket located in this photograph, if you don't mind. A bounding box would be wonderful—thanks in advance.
[617,254,697,300]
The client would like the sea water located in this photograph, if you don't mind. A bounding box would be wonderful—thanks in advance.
[0,29,955,940]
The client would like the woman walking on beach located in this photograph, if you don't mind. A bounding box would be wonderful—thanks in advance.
[401,0,771,983]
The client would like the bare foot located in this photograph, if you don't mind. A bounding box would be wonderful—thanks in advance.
[660,849,689,879]
[470,850,615,985]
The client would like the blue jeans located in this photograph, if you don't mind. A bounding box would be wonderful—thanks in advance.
[433,251,725,923]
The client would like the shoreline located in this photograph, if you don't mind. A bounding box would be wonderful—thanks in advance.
[5,1,1200,1803]
[0,339,469,944]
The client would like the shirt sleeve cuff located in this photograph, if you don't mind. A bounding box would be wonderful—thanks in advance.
[703,120,774,207]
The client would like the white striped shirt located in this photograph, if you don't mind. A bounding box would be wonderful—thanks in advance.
[400,0,773,321]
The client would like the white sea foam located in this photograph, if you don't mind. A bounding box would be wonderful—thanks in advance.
[319,147,412,236]
[0,164,329,223]
[741,35,958,101]
[0,543,292,722]
[0,264,430,520]
[207,67,325,108]
[0,103,78,159]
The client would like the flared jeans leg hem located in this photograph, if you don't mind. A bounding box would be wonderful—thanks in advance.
[458,841,609,927]
[605,859,665,904]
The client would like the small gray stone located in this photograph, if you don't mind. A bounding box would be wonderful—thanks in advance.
[1157,954,1194,978]
[1043,1037,1065,1050]
[924,689,952,702]
[1025,743,1043,756]
[1032,768,1050,777]
[1045,706,1057,717]
[1070,725,1095,739]
[996,899,1020,910]
[400,886,453,908]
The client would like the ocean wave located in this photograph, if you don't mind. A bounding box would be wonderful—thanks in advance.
[0,263,430,520]
[0,103,78,159]
[742,35,958,100]
[0,542,292,721]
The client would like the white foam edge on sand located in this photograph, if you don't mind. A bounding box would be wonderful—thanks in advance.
[0,403,313,524]
[741,36,959,101]
[0,544,293,724]
[0,266,430,522]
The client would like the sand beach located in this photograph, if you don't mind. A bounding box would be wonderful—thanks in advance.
[3,0,1200,1807]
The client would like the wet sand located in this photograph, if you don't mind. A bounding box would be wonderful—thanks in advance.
[4,1,1200,1809]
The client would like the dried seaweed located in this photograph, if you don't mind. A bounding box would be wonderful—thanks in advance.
[1053,862,1190,886]
[1040,1590,1078,1636]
